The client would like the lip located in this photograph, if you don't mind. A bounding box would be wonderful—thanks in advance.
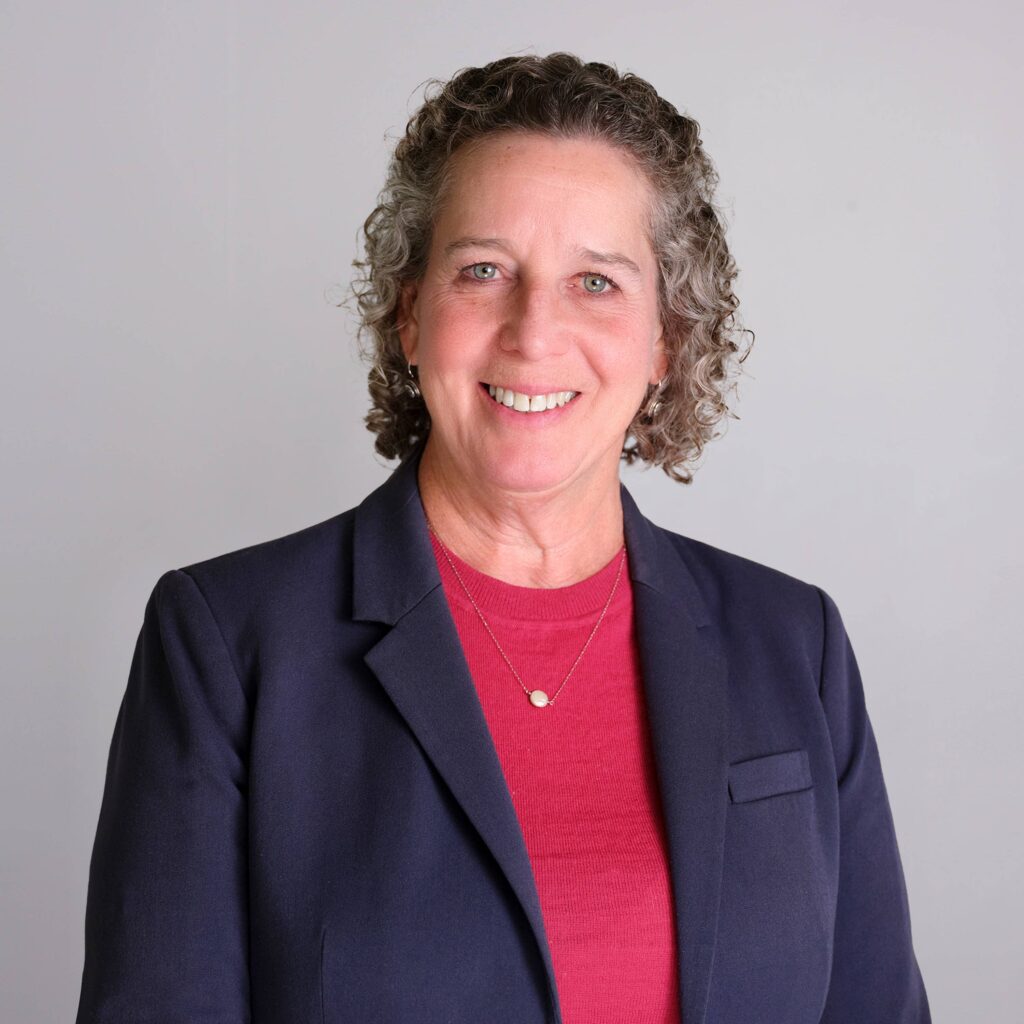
[477,381,580,421]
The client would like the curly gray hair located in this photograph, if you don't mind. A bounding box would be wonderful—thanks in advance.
[349,52,753,483]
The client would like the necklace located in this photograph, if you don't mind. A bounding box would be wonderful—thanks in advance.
[427,522,627,709]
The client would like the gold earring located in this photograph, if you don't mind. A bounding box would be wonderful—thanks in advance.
[643,378,665,420]
[403,361,421,399]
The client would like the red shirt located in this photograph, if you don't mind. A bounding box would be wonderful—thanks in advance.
[431,534,681,1024]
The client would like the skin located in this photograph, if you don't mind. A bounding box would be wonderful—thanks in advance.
[398,131,668,587]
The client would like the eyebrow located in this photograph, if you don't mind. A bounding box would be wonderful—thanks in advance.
[575,248,643,279]
[442,237,643,279]
[442,237,514,260]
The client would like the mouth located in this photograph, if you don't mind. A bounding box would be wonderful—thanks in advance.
[481,382,580,413]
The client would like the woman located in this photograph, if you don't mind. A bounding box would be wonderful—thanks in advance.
[77,53,930,1023]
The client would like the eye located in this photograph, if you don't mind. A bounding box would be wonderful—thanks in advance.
[466,262,499,281]
[581,272,614,294]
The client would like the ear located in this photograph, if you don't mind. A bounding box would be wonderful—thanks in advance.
[396,280,421,364]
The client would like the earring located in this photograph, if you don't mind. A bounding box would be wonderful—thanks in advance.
[643,378,665,421]
[403,361,421,399]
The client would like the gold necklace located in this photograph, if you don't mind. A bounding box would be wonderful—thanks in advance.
[428,522,627,709]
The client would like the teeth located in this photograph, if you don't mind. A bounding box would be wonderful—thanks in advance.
[485,385,579,413]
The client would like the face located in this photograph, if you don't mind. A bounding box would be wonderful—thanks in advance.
[398,131,668,500]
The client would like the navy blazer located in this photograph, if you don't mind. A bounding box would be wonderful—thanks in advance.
[77,447,930,1023]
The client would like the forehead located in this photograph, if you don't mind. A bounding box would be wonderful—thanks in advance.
[434,132,656,250]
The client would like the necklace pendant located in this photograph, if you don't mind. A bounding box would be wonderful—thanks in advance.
[529,689,550,708]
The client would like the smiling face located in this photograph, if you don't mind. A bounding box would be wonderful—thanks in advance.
[398,131,668,502]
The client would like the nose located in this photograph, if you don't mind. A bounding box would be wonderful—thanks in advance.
[498,281,571,360]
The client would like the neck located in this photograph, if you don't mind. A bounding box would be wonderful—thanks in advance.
[416,437,625,588]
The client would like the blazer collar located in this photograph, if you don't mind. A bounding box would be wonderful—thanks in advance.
[352,442,711,627]
[352,444,727,1024]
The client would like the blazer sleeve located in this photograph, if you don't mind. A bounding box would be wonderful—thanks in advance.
[815,586,931,1023]
[76,569,251,1022]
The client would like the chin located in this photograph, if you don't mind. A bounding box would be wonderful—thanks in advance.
[473,443,598,497]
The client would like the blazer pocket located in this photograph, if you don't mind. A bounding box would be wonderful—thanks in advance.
[728,748,813,804]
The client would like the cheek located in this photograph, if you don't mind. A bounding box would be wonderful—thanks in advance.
[420,295,498,365]
[588,312,659,378]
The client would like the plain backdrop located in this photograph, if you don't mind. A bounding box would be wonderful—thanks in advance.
[2,1,1021,1019]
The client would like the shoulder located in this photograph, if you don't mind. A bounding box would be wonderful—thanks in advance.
[649,520,830,649]
[152,506,358,631]
[668,527,820,603]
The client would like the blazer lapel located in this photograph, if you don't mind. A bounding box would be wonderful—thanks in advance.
[622,484,729,1024]
[352,448,562,1021]
[351,449,728,1024]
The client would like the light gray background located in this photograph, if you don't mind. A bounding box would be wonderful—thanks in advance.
[2,1,1020,1019]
